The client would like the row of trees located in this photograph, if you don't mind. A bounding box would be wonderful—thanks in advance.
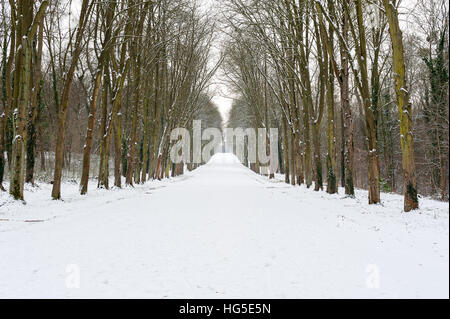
[0,0,447,212]
[223,0,449,211]
[0,0,222,200]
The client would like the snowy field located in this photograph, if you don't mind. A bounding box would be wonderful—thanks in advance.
[0,153,448,298]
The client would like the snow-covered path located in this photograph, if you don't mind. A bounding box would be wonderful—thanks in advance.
[0,153,448,298]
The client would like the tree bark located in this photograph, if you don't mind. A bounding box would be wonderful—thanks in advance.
[10,0,47,200]
[25,17,44,185]
[282,115,290,184]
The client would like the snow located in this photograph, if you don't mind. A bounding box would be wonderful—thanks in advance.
[0,153,448,298]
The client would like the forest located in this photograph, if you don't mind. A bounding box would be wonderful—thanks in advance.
[0,0,449,300]
[0,0,448,213]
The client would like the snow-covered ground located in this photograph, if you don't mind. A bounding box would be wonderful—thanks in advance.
[0,153,448,298]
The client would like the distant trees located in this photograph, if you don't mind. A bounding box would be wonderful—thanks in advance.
[223,0,449,211]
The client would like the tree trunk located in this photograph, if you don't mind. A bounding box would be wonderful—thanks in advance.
[114,113,123,188]
[1,0,17,191]
[353,0,380,204]
[80,1,115,194]
[125,91,139,186]
[97,51,130,189]
[289,128,296,186]
[340,9,354,196]
[10,0,47,199]
[141,92,151,183]
[52,0,90,200]
[312,125,323,191]
[383,0,418,211]
[25,20,44,185]
[282,115,290,184]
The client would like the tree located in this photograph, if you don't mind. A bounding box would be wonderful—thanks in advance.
[9,0,48,200]
[382,0,419,211]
